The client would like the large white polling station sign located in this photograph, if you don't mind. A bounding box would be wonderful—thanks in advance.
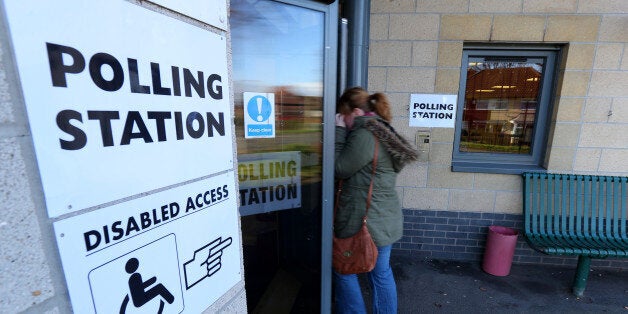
[3,0,233,217]
[54,173,241,313]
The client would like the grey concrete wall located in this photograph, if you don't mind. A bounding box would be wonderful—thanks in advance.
[0,0,246,313]
[0,6,71,311]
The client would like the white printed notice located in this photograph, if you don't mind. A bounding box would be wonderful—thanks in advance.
[238,151,301,216]
[53,173,241,314]
[409,94,458,128]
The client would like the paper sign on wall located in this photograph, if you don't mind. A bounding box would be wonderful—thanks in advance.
[409,94,458,128]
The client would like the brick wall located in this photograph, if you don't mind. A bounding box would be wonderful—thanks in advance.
[369,0,628,277]
[370,1,628,219]
[394,209,628,269]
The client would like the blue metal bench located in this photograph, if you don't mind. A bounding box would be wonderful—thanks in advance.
[522,172,628,296]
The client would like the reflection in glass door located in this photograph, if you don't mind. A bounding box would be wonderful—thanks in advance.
[231,1,336,312]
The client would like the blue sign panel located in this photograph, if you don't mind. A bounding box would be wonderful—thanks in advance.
[243,92,275,138]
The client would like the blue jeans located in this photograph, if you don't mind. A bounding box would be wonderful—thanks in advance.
[333,245,397,314]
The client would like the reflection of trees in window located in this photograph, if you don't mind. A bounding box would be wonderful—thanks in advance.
[453,46,559,174]
[461,58,542,154]
[232,84,324,183]
[231,1,325,183]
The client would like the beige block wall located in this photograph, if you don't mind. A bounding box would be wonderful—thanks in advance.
[370,0,628,215]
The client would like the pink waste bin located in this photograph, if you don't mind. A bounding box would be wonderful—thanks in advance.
[482,226,519,276]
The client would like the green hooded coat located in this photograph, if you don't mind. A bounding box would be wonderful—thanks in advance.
[334,115,418,246]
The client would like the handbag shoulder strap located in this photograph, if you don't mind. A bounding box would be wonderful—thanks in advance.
[334,135,379,222]
[364,136,378,218]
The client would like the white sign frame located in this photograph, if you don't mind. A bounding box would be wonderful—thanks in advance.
[3,0,233,217]
[409,94,458,128]
[150,0,228,30]
[53,173,241,314]
[243,92,276,139]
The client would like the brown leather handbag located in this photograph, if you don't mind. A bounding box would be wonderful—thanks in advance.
[332,138,379,275]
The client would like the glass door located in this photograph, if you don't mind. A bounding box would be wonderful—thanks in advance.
[231,0,337,312]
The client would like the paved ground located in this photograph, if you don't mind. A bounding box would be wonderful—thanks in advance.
[359,254,628,313]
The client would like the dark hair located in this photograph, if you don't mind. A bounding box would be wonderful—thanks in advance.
[337,87,392,122]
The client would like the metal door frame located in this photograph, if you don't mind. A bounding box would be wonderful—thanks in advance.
[285,1,338,312]
[231,0,338,312]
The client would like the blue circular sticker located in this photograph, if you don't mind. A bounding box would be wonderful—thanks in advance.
[247,95,272,122]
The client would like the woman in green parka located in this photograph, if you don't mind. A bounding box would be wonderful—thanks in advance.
[334,87,418,313]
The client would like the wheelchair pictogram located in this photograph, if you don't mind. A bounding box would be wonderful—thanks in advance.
[119,257,175,314]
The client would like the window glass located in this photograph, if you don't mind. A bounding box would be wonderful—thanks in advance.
[231,1,328,312]
[460,57,543,155]
[452,47,560,174]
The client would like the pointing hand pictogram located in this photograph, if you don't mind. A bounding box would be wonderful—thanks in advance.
[183,237,233,289]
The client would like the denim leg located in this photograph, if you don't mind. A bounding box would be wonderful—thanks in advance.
[333,270,367,314]
[367,245,398,314]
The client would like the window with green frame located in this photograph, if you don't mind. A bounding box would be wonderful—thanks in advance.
[452,45,561,174]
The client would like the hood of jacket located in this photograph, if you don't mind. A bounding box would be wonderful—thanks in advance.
[353,116,419,172]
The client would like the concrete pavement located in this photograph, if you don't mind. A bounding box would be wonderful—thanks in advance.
[359,254,628,313]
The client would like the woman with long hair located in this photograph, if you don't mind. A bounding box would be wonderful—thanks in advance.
[334,87,418,313]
